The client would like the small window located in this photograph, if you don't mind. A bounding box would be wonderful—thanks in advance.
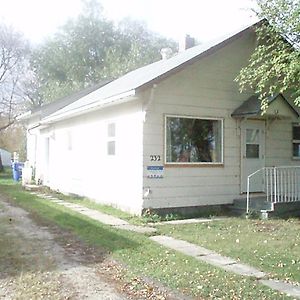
[108,123,116,138]
[245,129,259,158]
[165,115,223,164]
[107,123,116,155]
[292,124,300,159]
[107,141,115,155]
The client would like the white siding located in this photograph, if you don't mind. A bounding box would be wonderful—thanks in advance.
[26,115,41,169]
[40,100,144,215]
[26,132,37,166]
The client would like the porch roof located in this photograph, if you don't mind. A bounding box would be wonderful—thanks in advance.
[231,94,299,118]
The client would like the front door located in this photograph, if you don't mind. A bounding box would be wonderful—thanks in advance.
[241,120,265,192]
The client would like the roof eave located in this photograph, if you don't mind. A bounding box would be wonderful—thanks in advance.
[41,89,137,125]
[231,111,260,118]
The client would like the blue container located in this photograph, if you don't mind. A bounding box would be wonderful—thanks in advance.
[12,162,24,181]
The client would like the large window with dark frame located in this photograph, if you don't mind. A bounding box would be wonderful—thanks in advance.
[292,123,300,159]
[165,115,223,164]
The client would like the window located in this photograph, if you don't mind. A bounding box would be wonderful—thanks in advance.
[245,129,259,158]
[108,123,116,138]
[107,123,116,155]
[165,115,223,164]
[292,124,300,159]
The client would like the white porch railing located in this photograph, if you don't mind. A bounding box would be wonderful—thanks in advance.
[246,166,300,214]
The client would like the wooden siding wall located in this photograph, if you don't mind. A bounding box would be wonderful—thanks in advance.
[265,117,299,167]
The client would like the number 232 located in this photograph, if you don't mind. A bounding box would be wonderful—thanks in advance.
[150,155,161,161]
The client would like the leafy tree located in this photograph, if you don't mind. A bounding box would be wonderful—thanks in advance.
[31,0,176,105]
[236,0,300,111]
[111,18,176,77]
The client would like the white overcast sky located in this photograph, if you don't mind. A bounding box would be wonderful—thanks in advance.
[0,0,258,44]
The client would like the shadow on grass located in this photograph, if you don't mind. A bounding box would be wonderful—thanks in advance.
[0,183,140,281]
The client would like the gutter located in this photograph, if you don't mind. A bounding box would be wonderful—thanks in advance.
[28,123,41,133]
[41,90,137,125]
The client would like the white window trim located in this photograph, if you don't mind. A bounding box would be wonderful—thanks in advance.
[164,114,224,165]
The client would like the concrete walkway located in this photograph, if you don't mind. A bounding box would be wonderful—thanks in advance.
[150,236,266,278]
[30,191,300,299]
[150,235,300,299]
[150,217,227,226]
[30,192,157,234]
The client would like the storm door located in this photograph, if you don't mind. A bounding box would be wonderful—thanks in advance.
[241,120,265,192]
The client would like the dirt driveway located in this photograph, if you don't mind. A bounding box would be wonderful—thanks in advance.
[0,196,176,300]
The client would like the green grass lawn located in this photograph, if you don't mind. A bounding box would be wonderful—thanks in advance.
[0,173,295,299]
[157,218,300,284]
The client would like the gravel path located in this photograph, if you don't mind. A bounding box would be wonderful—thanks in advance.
[0,198,126,299]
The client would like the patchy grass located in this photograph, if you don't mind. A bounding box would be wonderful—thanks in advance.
[13,272,63,300]
[0,167,15,185]
[0,214,62,299]
[157,218,300,284]
[0,179,294,299]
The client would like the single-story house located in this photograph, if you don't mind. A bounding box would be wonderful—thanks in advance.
[22,21,300,215]
[0,148,12,166]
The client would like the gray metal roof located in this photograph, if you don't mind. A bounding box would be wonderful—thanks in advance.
[43,20,262,123]
[22,80,111,121]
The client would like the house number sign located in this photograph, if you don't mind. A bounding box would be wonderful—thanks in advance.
[150,155,161,161]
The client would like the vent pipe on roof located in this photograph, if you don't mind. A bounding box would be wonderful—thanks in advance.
[179,34,195,52]
[160,48,173,60]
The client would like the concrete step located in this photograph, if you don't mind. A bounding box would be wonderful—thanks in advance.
[229,195,300,218]
[233,196,273,211]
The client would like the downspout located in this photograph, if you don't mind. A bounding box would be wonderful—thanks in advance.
[143,83,157,121]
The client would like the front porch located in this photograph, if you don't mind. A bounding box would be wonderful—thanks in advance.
[230,196,300,218]
[230,166,300,218]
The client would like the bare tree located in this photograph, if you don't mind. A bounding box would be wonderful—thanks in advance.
[0,24,29,131]
[0,24,30,171]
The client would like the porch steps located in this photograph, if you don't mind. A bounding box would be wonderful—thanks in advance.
[230,196,272,215]
[228,195,300,218]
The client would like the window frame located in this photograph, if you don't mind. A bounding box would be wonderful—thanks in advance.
[292,123,300,160]
[107,122,116,156]
[164,114,224,166]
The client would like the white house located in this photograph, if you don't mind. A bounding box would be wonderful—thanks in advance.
[22,21,300,215]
